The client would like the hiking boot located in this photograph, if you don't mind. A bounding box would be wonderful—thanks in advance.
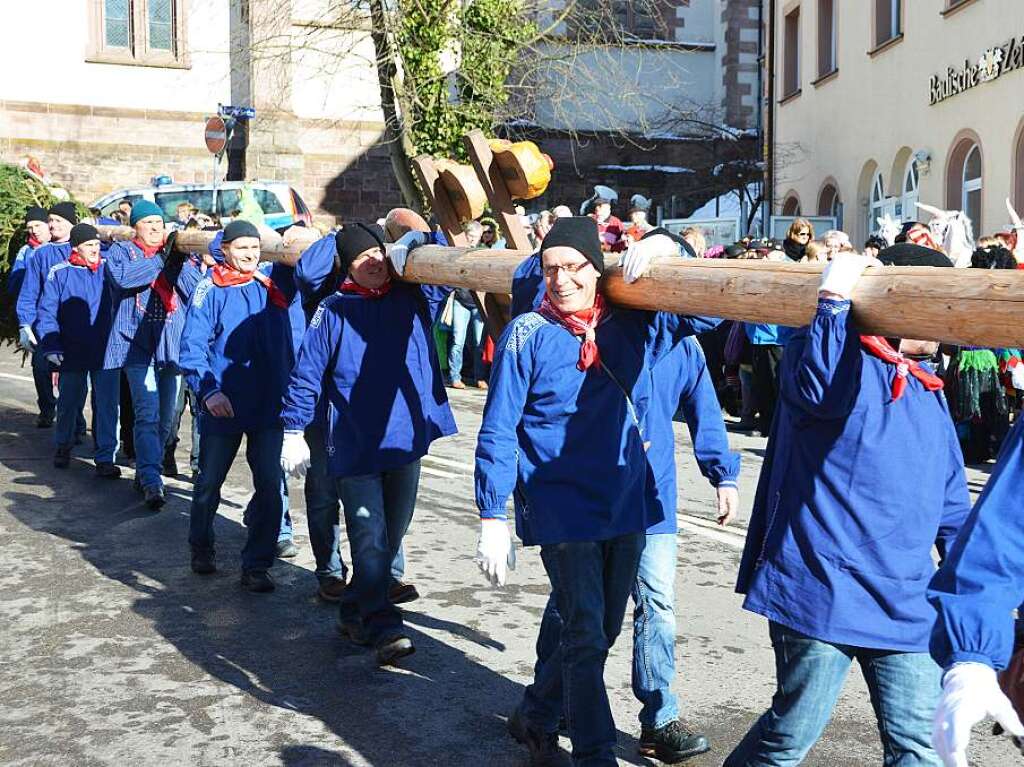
[507,707,570,766]
[388,581,419,605]
[375,634,415,665]
[53,446,71,469]
[36,414,54,428]
[276,539,299,559]
[240,570,275,593]
[191,549,216,575]
[143,485,166,510]
[336,617,371,646]
[95,462,122,479]
[639,720,710,763]
[317,577,348,602]
[161,449,178,477]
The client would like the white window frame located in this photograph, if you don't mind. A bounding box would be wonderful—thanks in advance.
[901,162,919,223]
[962,144,982,220]
[87,0,190,69]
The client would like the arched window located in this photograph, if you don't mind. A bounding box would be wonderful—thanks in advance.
[1015,121,1024,213]
[901,162,919,223]
[818,183,842,229]
[962,144,982,229]
[782,195,801,216]
[868,172,886,234]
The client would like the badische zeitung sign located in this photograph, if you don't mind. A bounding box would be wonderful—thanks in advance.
[929,33,1024,105]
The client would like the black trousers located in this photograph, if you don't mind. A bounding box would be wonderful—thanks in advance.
[752,344,784,436]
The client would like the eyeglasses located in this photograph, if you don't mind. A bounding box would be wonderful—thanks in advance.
[794,230,812,238]
[543,262,591,277]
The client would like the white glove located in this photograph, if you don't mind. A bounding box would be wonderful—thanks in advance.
[818,254,883,301]
[476,518,516,587]
[45,353,63,367]
[280,430,311,479]
[621,234,679,284]
[18,325,36,351]
[933,662,1024,767]
[388,230,428,276]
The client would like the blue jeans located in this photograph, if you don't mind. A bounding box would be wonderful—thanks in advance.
[304,424,347,582]
[124,364,181,490]
[448,302,485,384]
[189,428,284,572]
[55,369,120,463]
[632,533,678,729]
[520,533,645,766]
[31,349,56,419]
[335,459,420,642]
[724,622,941,767]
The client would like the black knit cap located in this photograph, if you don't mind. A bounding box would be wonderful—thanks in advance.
[541,216,604,274]
[222,220,261,243]
[642,226,696,258]
[48,201,78,226]
[877,243,951,268]
[335,222,385,273]
[24,206,48,225]
[69,223,99,248]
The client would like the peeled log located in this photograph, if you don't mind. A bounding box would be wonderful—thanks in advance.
[92,226,1024,348]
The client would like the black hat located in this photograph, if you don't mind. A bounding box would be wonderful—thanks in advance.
[335,223,385,273]
[894,221,924,244]
[222,220,261,243]
[725,244,746,259]
[69,223,99,248]
[642,226,696,258]
[24,206,48,225]
[877,243,951,268]
[48,202,78,226]
[864,235,887,251]
[541,216,604,274]
[970,245,1017,270]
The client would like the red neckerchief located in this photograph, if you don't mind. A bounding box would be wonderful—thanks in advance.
[860,335,944,401]
[28,235,43,248]
[338,276,393,298]
[210,264,289,309]
[68,249,101,273]
[907,228,943,253]
[537,293,606,371]
[133,237,178,314]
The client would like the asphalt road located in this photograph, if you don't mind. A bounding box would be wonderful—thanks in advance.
[0,350,1015,766]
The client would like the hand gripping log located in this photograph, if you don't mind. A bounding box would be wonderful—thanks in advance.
[94,225,1024,348]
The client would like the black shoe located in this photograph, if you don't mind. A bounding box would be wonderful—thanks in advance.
[375,634,415,665]
[95,462,122,479]
[317,576,348,602]
[388,580,420,605]
[191,550,216,575]
[240,570,275,593]
[53,446,71,469]
[161,450,178,477]
[336,617,371,646]
[36,414,54,428]
[276,539,299,558]
[143,485,165,510]
[507,707,570,766]
[639,720,710,763]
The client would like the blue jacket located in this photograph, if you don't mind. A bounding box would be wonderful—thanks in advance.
[7,244,35,298]
[179,264,301,435]
[280,283,457,477]
[736,298,971,652]
[103,240,204,369]
[36,260,114,371]
[509,253,737,535]
[16,242,71,330]
[476,307,719,547]
[928,417,1024,670]
[744,322,788,346]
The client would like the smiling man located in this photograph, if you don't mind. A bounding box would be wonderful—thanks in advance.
[179,220,298,593]
[475,216,720,766]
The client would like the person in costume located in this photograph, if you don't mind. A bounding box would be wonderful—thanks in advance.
[279,223,456,664]
[590,197,625,253]
[622,195,654,245]
[35,224,119,475]
[476,216,720,766]
[104,201,204,509]
[724,244,971,767]
[928,417,1024,767]
[511,226,738,762]
[17,202,80,430]
[179,220,297,593]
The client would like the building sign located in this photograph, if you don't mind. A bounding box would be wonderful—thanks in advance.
[930,34,1024,105]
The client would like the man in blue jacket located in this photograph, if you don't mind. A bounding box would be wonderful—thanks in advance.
[476,217,720,767]
[928,417,1024,766]
[105,201,204,509]
[280,222,456,664]
[17,202,78,429]
[35,224,119,475]
[10,206,53,424]
[725,244,971,767]
[512,228,740,762]
[179,220,296,593]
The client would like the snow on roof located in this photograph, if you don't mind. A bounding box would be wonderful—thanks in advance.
[597,164,695,174]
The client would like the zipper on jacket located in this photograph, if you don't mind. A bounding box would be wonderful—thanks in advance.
[756,491,782,567]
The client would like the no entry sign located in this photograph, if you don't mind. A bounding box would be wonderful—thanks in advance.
[204,116,228,155]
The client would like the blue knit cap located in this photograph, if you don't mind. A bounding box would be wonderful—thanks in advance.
[130,200,165,225]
